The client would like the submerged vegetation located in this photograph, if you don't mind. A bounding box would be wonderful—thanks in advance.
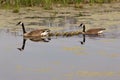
[0,0,119,9]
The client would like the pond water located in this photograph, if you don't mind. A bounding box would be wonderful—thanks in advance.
[0,23,120,80]
[0,4,120,80]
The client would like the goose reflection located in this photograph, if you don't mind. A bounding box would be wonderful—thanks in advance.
[17,36,51,51]
[80,33,105,45]
[80,34,86,45]
[17,39,26,51]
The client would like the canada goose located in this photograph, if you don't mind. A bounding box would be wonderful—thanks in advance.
[80,34,86,45]
[79,24,106,35]
[16,21,50,37]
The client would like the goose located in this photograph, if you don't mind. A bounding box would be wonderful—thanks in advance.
[79,23,106,35]
[16,21,50,37]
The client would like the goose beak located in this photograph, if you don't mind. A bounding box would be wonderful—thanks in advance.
[79,23,84,28]
[16,21,22,26]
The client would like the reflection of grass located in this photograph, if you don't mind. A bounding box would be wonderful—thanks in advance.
[77,71,114,77]
[100,52,120,58]
[65,71,116,77]
[75,51,88,55]
[63,46,83,51]
[78,12,83,16]
[63,46,87,55]
[99,51,120,58]
[16,65,51,72]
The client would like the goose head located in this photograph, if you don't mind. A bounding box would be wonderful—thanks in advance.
[79,23,84,27]
[16,21,23,26]
[78,23,86,33]
[16,21,26,34]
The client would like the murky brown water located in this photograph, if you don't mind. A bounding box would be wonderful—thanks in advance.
[0,3,120,80]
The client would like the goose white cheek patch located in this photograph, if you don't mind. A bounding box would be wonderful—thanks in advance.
[41,31,49,36]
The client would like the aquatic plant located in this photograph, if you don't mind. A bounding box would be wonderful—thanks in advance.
[12,8,19,13]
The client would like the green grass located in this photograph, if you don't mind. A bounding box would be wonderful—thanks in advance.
[12,8,19,13]
[0,0,119,9]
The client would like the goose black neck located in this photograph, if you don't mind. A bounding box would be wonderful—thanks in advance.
[81,34,86,45]
[22,23,26,34]
[83,25,85,32]
[17,39,26,51]
[22,39,26,50]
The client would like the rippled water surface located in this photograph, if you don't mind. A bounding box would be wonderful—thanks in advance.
[0,4,120,79]
[0,24,120,80]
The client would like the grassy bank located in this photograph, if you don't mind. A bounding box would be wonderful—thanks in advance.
[0,0,119,9]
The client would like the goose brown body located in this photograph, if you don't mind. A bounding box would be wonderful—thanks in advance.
[23,29,50,37]
[85,28,106,35]
[16,21,50,37]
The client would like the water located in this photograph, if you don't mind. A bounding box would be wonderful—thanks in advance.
[0,5,120,79]
[0,24,120,80]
